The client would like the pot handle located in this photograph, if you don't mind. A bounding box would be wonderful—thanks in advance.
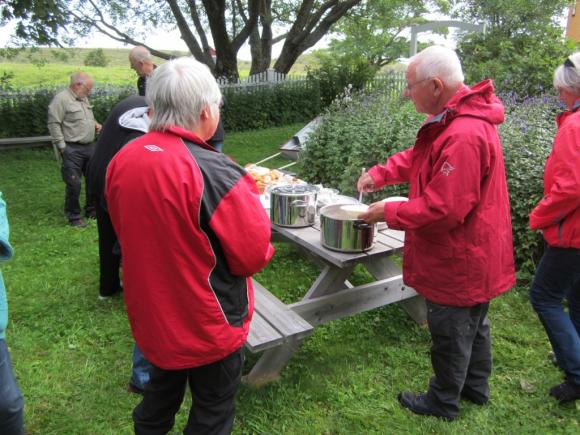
[291,200,308,208]
[353,221,372,230]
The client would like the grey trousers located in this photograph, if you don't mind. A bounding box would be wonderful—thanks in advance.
[61,142,95,221]
[425,300,492,417]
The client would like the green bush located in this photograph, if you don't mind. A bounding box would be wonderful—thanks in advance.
[221,81,320,132]
[84,48,109,67]
[0,82,320,138]
[299,88,423,198]
[299,88,560,276]
[0,85,134,138]
[499,93,559,278]
[306,53,379,108]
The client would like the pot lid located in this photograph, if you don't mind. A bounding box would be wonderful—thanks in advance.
[271,184,318,196]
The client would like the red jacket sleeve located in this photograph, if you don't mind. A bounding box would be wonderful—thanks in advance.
[368,148,414,189]
[384,133,487,232]
[529,126,580,230]
[209,174,275,276]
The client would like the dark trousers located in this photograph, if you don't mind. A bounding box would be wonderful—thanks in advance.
[133,347,244,435]
[95,201,122,297]
[61,143,95,221]
[425,300,491,417]
[0,340,24,435]
[530,246,580,385]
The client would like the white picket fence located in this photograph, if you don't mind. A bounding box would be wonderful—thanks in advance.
[217,69,305,89]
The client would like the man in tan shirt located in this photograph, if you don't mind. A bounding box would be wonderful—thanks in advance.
[47,72,101,227]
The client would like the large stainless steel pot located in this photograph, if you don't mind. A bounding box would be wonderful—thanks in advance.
[270,184,318,227]
[319,203,375,252]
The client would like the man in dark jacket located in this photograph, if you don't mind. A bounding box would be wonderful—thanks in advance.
[106,57,274,434]
[358,45,516,421]
[86,95,153,395]
[129,46,156,97]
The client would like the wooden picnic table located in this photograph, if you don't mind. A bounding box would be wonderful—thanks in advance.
[244,217,426,387]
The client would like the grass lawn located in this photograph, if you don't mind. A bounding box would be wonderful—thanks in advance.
[0,124,578,434]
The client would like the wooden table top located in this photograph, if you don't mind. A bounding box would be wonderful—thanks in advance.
[272,221,404,268]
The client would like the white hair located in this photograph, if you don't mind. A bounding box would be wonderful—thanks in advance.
[130,46,152,63]
[553,52,580,94]
[411,45,464,87]
[147,57,222,132]
[70,72,90,86]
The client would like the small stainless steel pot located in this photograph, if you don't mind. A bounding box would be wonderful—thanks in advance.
[270,184,318,227]
[319,204,375,252]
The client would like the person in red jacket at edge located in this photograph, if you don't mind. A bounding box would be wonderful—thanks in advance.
[106,57,275,434]
[357,45,516,421]
[529,53,580,405]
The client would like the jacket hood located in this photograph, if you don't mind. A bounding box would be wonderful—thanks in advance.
[443,79,505,126]
[119,106,149,133]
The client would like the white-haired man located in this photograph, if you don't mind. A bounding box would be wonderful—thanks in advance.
[106,57,274,434]
[47,72,102,227]
[129,46,157,97]
[357,45,516,421]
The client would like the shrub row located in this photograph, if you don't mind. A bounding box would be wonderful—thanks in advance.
[0,82,321,138]
[299,88,560,277]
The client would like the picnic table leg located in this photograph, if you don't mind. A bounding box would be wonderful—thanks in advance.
[364,257,427,325]
[243,336,303,387]
[304,264,355,299]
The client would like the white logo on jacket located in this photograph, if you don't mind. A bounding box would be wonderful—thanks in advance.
[144,145,164,152]
[440,161,455,176]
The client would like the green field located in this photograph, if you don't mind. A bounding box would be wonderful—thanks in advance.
[0,47,315,88]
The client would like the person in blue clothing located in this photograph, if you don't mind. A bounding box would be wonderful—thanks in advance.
[0,192,24,435]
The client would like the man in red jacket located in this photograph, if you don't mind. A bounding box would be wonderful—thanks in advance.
[358,45,515,421]
[106,57,275,434]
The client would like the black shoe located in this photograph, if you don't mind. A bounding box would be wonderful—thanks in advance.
[397,392,455,421]
[127,383,144,395]
[86,210,97,220]
[549,381,580,404]
[69,218,87,228]
[460,388,489,405]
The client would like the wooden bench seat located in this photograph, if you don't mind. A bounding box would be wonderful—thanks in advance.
[246,279,314,353]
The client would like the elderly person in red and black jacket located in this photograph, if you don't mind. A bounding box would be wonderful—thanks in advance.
[106,57,275,434]
[529,52,580,405]
[357,45,516,421]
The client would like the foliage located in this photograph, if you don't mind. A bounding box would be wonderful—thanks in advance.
[83,48,109,67]
[454,0,574,96]
[299,86,562,277]
[299,87,423,197]
[457,27,576,96]
[306,53,380,107]
[498,93,560,278]
[221,82,321,132]
[327,0,437,68]
[1,0,362,78]
[0,81,318,137]
[0,71,15,91]
[1,138,579,433]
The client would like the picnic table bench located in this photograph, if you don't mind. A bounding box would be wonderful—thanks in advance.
[244,218,426,387]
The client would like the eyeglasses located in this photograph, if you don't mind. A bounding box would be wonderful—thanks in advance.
[405,77,431,92]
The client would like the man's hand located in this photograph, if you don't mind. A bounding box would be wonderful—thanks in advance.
[358,202,385,225]
[357,172,376,193]
[95,122,102,134]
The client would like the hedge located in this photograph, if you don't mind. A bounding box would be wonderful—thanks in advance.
[299,88,560,277]
[0,82,320,138]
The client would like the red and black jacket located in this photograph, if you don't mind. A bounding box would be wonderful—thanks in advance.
[106,126,274,369]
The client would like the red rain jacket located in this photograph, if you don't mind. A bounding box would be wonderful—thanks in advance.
[106,126,274,369]
[369,80,515,306]
[529,101,580,247]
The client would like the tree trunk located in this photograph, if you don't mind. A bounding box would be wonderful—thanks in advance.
[249,0,273,75]
[274,0,362,74]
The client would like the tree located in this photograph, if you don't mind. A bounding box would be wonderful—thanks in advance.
[326,0,437,68]
[84,48,109,66]
[452,0,573,95]
[1,0,363,80]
